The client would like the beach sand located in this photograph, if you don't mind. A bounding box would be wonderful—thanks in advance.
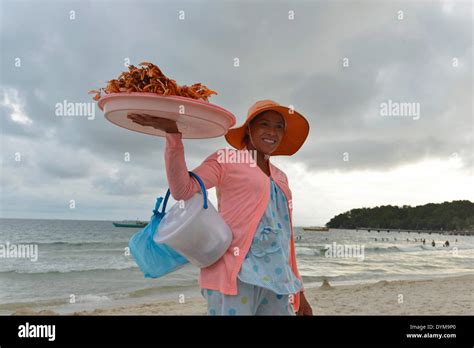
[13,275,473,316]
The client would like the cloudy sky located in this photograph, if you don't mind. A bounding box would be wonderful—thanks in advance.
[0,0,472,226]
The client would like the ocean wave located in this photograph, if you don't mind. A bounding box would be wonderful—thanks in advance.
[367,246,423,253]
[0,241,130,255]
[295,247,319,256]
[296,244,470,256]
[300,272,474,288]
[0,293,114,312]
[365,245,466,253]
[0,265,137,276]
[126,283,198,299]
[77,294,112,303]
[0,298,68,311]
[1,241,128,248]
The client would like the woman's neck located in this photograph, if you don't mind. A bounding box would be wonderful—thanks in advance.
[246,143,271,176]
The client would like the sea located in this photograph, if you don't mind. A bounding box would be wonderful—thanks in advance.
[0,218,472,315]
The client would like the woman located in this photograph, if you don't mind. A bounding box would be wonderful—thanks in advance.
[128,99,312,315]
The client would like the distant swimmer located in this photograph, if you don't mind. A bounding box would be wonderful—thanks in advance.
[431,240,436,247]
[422,239,426,245]
[443,240,450,247]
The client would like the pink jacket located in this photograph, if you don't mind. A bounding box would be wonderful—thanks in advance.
[164,133,304,312]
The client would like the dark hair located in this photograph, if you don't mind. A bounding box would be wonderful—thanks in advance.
[242,115,259,146]
[242,133,250,146]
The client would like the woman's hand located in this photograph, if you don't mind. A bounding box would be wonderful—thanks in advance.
[127,113,180,133]
[297,292,313,316]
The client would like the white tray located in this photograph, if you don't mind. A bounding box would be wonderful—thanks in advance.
[98,92,236,139]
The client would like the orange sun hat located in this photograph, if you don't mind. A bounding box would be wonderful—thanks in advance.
[224,99,310,156]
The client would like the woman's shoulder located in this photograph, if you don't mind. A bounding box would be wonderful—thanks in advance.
[270,163,289,184]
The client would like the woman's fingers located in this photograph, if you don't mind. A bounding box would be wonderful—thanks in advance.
[126,113,178,132]
[128,113,163,123]
[128,113,156,125]
[128,116,155,127]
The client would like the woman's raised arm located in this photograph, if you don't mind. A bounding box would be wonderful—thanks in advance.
[128,113,224,201]
[165,132,223,201]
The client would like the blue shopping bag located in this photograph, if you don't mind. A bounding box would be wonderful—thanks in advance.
[128,177,193,278]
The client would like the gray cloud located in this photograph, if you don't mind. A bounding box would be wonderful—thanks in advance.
[0,0,471,220]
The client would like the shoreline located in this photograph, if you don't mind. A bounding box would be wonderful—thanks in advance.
[11,274,473,316]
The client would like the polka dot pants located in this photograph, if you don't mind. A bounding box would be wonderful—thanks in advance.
[201,278,295,316]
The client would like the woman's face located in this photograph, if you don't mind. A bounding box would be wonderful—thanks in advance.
[246,111,285,155]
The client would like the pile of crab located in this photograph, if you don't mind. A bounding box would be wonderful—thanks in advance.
[89,62,217,102]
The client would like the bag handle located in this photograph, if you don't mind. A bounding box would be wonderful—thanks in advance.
[155,171,208,215]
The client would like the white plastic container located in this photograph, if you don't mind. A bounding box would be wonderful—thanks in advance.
[154,192,232,268]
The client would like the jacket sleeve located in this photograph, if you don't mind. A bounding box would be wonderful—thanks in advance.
[164,132,224,201]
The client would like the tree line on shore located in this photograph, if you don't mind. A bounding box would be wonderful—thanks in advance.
[326,200,474,231]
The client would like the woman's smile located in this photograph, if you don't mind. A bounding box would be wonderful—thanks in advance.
[247,111,286,155]
[258,136,280,152]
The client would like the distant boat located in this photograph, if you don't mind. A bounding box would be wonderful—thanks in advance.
[303,226,329,232]
[112,220,148,228]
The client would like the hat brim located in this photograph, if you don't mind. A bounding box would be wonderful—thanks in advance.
[225,105,310,156]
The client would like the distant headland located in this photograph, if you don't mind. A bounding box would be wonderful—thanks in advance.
[326,200,474,235]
